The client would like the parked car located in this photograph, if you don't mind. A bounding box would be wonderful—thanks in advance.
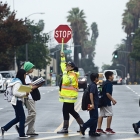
[0,71,15,92]
[78,68,88,90]
[103,70,118,84]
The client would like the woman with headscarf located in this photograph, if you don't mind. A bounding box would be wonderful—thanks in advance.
[1,69,30,138]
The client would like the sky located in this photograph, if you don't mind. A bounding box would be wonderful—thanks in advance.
[4,0,129,70]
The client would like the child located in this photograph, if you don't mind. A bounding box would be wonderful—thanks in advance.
[80,73,100,137]
[97,71,117,134]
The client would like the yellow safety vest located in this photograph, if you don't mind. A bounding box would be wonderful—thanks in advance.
[59,57,79,103]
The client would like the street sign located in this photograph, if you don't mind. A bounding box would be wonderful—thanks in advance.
[64,50,72,54]
[54,25,72,43]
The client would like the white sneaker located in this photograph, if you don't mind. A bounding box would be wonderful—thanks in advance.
[19,135,30,138]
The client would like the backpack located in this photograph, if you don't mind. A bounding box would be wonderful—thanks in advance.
[81,85,91,111]
[4,86,13,102]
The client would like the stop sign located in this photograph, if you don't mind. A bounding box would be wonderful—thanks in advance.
[54,25,72,43]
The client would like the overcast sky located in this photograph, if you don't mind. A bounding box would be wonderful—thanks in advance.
[4,0,129,70]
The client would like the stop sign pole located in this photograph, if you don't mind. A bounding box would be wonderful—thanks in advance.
[61,38,64,52]
[54,25,72,52]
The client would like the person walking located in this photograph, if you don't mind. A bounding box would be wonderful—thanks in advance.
[57,52,84,134]
[16,62,41,136]
[80,73,100,137]
[96,71,117,134]
[1,69,30,138]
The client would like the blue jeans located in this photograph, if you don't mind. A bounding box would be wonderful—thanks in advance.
[83,108,98,133]
[3,100,25,137]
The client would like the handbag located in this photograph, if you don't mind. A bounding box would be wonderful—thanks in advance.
[30,88,41,101]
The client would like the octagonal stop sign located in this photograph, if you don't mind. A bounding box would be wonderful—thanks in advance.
[54,25,72,43]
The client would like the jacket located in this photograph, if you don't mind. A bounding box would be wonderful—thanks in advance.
[8,78,26,105]
[59,56,79,103]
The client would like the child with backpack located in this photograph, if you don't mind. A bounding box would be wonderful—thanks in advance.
[97,71,117,134]
[1,69,30,139]
[80,73,100,137]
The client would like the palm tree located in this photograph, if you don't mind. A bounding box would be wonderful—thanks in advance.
[67,7,88,65]
[122,9,134,35]
[91,22,99,41]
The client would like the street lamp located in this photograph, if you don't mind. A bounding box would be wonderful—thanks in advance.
[25,12,45,61]
[117,64,126,78]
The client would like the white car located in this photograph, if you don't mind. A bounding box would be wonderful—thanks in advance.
[0,71,15,92]
[103,70,118,84]
[0,74,7,92]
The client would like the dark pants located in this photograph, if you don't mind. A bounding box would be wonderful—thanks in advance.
[63,102,79,120]
[137,121,140,127]
[83,108,98,133]
[3,100,25,137]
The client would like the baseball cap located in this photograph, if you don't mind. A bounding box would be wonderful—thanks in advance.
[66,61,76,68]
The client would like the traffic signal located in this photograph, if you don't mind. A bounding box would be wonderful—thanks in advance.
[114,51,118,59]
[50,66,53,73]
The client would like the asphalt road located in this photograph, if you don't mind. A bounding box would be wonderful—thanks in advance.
[1,85,140,140]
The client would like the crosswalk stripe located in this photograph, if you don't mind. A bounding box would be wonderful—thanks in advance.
[116,138,140,140]
[34,133,80,140]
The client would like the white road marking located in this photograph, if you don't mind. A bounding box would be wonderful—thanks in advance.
[126,86,140,96]
[1,131,139,139]
[42,93,45,94]
[34,133,80,140]
[0,108,3,110]
[116,138,140,140]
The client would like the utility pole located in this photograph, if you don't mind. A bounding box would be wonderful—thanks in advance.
[25,13,45,61]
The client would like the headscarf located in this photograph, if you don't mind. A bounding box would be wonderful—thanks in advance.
[16,69,26,85]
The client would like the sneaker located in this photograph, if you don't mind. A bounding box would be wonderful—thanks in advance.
[19,135,30,138]
[89,132,100,137]
[77,129,80,133]
[57,128,68,134]
[96,129,106,134]
[133,123,139,134]
[1,127,5,137]
[15,125,19,134]
[26,133,38,136]
[105,128,115,134]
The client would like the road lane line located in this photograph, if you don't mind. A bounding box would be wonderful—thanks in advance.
[0,108,3,110]
[116,138,140,140]
[125,86,139,96]
[34,131,138,140]
[0,131,137,137]
[54,99,82,133]
[34,133,81,140]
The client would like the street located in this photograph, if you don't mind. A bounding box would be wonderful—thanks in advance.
[0,85,140,140]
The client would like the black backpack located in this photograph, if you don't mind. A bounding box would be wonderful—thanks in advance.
[30,88,41,101]
[81,85,91,111]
